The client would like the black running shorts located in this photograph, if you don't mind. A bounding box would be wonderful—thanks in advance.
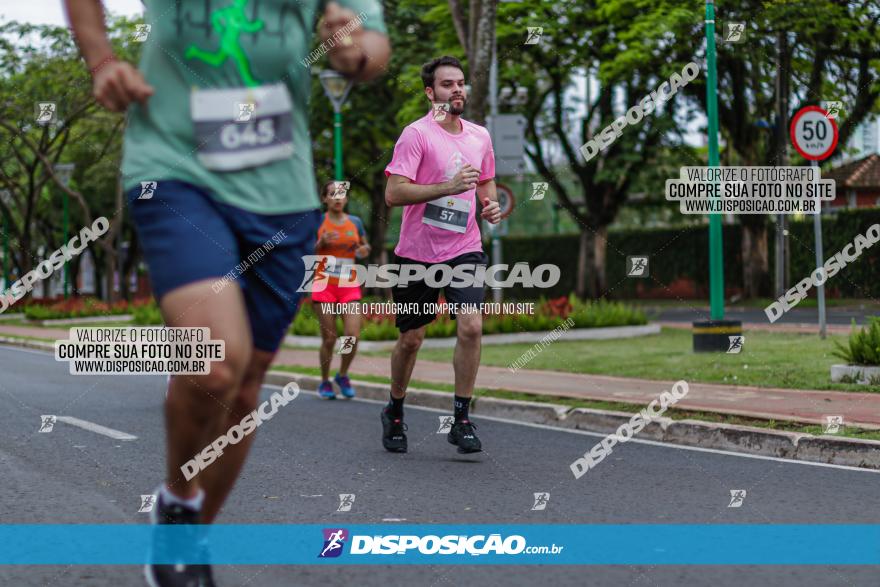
[391,251,488,332]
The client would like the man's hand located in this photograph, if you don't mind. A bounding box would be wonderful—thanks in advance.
[481,198,501,224]
[92,60,153,112]
[320,2,367,76]
[446,164,480,195]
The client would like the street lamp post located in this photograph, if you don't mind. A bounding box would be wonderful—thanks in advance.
[54,163,75,299]
[319,70,354,181]
[692,0,743,352]
[0,190,9,292]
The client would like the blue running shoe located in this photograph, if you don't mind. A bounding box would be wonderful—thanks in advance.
[334,373,356,398]
[318,380,336,399]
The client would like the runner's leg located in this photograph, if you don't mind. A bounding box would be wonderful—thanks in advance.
[200,348,275,523]
[339,312,361,375]
[452,312,481,398]
[161,280,252,498]
[390,325,426,398]
[315,302,338,381]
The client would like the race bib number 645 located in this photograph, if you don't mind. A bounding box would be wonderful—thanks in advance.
[191,83,294,172]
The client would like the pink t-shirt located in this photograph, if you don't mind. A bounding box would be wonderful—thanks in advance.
[384,111,495,263]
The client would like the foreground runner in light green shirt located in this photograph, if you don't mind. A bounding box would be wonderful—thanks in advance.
[66,1,389,586]
[117,0,386,214]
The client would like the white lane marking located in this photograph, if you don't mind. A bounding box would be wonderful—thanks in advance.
[262,384,880,476]
[56,416,138,441]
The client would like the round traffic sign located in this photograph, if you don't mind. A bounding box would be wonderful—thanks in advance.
[495,183,516,219]
[790,106,838,161]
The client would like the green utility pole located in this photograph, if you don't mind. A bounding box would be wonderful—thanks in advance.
[319,70,353,182]
[706,0,724,320]
[693,1,742,352]
[333,110,344,181]
[2,212,8,291]
[63,192,69,298]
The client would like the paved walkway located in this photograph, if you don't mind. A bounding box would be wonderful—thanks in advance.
[5,323,880,429]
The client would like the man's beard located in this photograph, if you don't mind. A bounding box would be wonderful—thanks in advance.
[448,96,466,115]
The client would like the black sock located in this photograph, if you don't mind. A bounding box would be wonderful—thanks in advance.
[386,394,404,419]
[453,395,471,422]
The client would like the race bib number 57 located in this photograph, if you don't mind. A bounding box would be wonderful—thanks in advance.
[191,83,294,172]
[422,196,471,233]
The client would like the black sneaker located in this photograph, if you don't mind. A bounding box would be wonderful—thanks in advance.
[144,491,216,587]
[381,409,408,453]
[448,419,482,454]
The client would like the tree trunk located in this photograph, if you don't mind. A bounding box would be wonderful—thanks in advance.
[593,225,608,297]
[576,225,608,300]
[741,218,771,299]
[466,1,495,126]
[104,247,117,303]
[575,229,588,298]
[448,0,495,126]
[366,169,392,300]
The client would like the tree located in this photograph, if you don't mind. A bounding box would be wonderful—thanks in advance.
[0,18,143,302]
[506,1,695,297]
[615,0,880,298]
[308,0,439,280]
[447,0,495,125]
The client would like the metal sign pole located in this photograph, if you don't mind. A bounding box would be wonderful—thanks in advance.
[812,159,826,339]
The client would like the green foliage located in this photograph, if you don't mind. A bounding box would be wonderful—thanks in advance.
[833,318,880,366]
[23,296,132,320]
[288,296,645,341]
[131,302,163,325]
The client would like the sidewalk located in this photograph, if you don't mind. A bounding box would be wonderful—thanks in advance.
[5,322,880,429]
[274,347,880,429]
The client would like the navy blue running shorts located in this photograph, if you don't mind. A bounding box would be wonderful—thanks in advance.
[126,180,320,352]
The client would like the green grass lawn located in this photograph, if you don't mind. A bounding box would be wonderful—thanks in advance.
[363,327,879,393]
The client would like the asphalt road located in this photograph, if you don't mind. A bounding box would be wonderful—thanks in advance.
[1,345,878,586]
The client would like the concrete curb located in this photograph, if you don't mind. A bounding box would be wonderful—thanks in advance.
[264,369,880,470]
[1,334,877,471]
[0,337,54,351]
[285,323,661,351]
[36,314,133,326]
[830,364,880,385]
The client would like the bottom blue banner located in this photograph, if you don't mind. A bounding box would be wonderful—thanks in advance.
[1,525,878,565]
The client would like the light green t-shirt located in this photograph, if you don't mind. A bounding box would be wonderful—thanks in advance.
[121,0,385,214]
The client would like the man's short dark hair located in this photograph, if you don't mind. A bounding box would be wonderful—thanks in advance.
[421,56,464,89]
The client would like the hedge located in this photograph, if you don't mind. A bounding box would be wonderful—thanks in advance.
[493,208,880,299]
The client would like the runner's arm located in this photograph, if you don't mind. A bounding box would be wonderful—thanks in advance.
[386,162,481,207]
[63,0,114,72]
[385,174,455,207]
[321,2,390,82]
[330,30,390,82]
[64,0,154,111]
[477,179,501,224]
[476,178,497,204]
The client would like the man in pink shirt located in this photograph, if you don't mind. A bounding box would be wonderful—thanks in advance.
[382,55,501,454]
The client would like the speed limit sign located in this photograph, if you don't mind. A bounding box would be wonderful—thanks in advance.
[790,106,838,161]
[495,183,516,219]
[789,105,838,340]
